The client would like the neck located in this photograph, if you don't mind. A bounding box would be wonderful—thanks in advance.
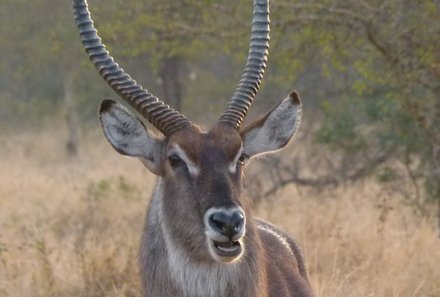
[140,178,266,297]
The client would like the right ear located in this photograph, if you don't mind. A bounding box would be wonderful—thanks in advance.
[99,99,163,175]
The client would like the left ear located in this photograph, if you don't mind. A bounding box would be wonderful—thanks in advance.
[240,91,302,158]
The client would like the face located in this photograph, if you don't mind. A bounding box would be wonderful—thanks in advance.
[98,93,301,264]
[161,125,249,263]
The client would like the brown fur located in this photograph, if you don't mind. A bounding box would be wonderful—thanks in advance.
[137,124,314,297]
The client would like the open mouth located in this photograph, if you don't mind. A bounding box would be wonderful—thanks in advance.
[212,240,242,257]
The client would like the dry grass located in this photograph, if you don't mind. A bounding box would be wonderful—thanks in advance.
[0,128,439,297]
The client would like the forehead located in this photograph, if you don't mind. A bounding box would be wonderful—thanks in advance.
[168,125,242,161]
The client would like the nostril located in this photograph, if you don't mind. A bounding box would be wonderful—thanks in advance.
[231,211,244,231]
[209,212,228,232]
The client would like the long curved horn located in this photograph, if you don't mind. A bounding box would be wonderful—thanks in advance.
[218,0,270,130]
[72,0,191,136]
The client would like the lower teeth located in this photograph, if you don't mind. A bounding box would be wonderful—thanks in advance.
[218,245,238,252]
[215,241,239,253]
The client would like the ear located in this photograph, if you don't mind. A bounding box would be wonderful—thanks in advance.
[240,91,302,158]
[99,99,163,175]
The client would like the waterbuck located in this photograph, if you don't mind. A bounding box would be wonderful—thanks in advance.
[73,0,314,296]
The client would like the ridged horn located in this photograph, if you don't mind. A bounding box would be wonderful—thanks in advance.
[72,0,191,136]
[218,0,270,129]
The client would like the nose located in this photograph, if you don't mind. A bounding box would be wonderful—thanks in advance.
[208,210,245,240]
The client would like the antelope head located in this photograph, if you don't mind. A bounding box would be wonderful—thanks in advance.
[73,0,301,264]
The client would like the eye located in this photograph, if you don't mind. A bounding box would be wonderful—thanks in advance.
[168,154,186,168]
[237,154,248,166]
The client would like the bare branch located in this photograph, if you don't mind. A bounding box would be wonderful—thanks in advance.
[260,149,393,198]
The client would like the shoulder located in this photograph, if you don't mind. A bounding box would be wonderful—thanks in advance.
[256,218,308,279]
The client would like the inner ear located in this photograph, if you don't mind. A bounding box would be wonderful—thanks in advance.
[99,99,163,174]
[240,91,302,158]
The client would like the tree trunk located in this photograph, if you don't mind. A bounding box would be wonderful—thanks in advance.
[64,73,80,157]
[159,55,184,112]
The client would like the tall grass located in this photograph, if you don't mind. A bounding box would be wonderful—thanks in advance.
[0,128,439,297]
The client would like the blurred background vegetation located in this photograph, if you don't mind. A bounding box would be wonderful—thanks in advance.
[1,0,439,224]
[1,1,440,296]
